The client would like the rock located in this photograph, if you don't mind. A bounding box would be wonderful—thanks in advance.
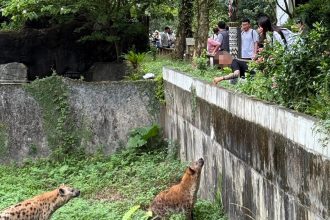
[0,23,101,80]
[0,62,27,81]
[0,19,148,80]
[87,62,128,81]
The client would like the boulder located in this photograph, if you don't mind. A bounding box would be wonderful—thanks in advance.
[0,62,27,81]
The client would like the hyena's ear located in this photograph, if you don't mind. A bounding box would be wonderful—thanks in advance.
[188,166,196,175]
[59,188,65,196]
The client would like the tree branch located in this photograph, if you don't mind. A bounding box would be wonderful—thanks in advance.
[276,0,293,18]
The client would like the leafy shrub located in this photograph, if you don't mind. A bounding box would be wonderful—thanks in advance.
[126,124,163,153]
[193,50,208,75]
[124,50,146,70]
[238,23,330,145]
[24,74,85,160]
[296,0,330,36]
[124,50,148,80]
[194,200,227,220]
[149,46,158,61]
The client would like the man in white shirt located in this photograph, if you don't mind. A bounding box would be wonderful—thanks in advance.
[241,18,259,60]
[160,26,170,48]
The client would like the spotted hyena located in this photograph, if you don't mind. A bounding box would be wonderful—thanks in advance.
[151,158,204,219]
[0,185,80,220]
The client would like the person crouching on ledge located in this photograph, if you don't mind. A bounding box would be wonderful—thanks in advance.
[212,58,253,84]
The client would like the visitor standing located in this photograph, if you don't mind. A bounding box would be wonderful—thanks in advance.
[217,21,229,52]
[257,15,295,47]
[241,18,259,60]
[212,27,219,40]
[160,27,170,48]
[168,28,176,48]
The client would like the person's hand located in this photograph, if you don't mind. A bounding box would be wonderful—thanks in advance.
[257,48,264,53]
[212,76,224,85]
[256,56,264,63]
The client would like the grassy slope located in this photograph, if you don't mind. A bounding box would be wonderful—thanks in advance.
[0,149,226,219]
[139,55,234,87]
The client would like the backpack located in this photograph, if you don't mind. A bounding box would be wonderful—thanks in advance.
[274,28,297,47]
[218,31,229,51]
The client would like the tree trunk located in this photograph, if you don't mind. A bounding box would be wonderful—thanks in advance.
[276,0,294,19]
[174,0,194,60]
[114,41,123,62]
[193,0,210,57]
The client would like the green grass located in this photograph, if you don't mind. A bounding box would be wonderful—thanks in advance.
[0,148,226,219]
[141,55,228,83]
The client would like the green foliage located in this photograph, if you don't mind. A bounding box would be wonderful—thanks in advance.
[209,0,276,26]
[141,54,223,83]
[122,205,152,220]
[0,123,8,156]
[122,205,141,220]
[0,0,179,61]
[238,0,276,25]
[124,50,147,70]
[0,0,78,29]
[166,139,180,160]
[137,54,233,104]
[296,0,330,35]
[209,0,229,27]
[193,200,227,220]
[193,50,208,76]
[23,74,83,160]
[237,23,330,145]
[28,143,38,156]
[190,85,197,121]
[169,213,186,220]
[149,46,158,61]
[126,124,161,152]
[0,0,178,36]
[124,50,148,81]
[238,66,275,102]
[149,2,179,32]
[155,73,165,105]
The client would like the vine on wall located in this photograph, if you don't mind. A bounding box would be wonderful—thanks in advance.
[190,85,197,123]
[24,75,82,160]
[0,123,9,156]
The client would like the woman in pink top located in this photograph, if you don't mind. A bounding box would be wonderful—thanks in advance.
[207,38,220,55]
[207,27,221,55]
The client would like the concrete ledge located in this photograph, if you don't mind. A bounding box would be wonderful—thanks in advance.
[163,67,329,159]
[163,67,329,220]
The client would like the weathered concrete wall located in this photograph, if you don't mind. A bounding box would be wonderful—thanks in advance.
[163,67,329,220]
[0,78,160,163]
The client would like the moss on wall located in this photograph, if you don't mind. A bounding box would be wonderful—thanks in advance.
[135,80,161,122]
[23,75,84,160]
[0,123,9,156]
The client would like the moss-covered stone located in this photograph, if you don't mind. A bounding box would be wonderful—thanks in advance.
[23,75,82,159]
[0,123,8,156]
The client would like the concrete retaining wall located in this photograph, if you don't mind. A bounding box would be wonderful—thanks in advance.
[163,67,329,220]
[0,78,160,163]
